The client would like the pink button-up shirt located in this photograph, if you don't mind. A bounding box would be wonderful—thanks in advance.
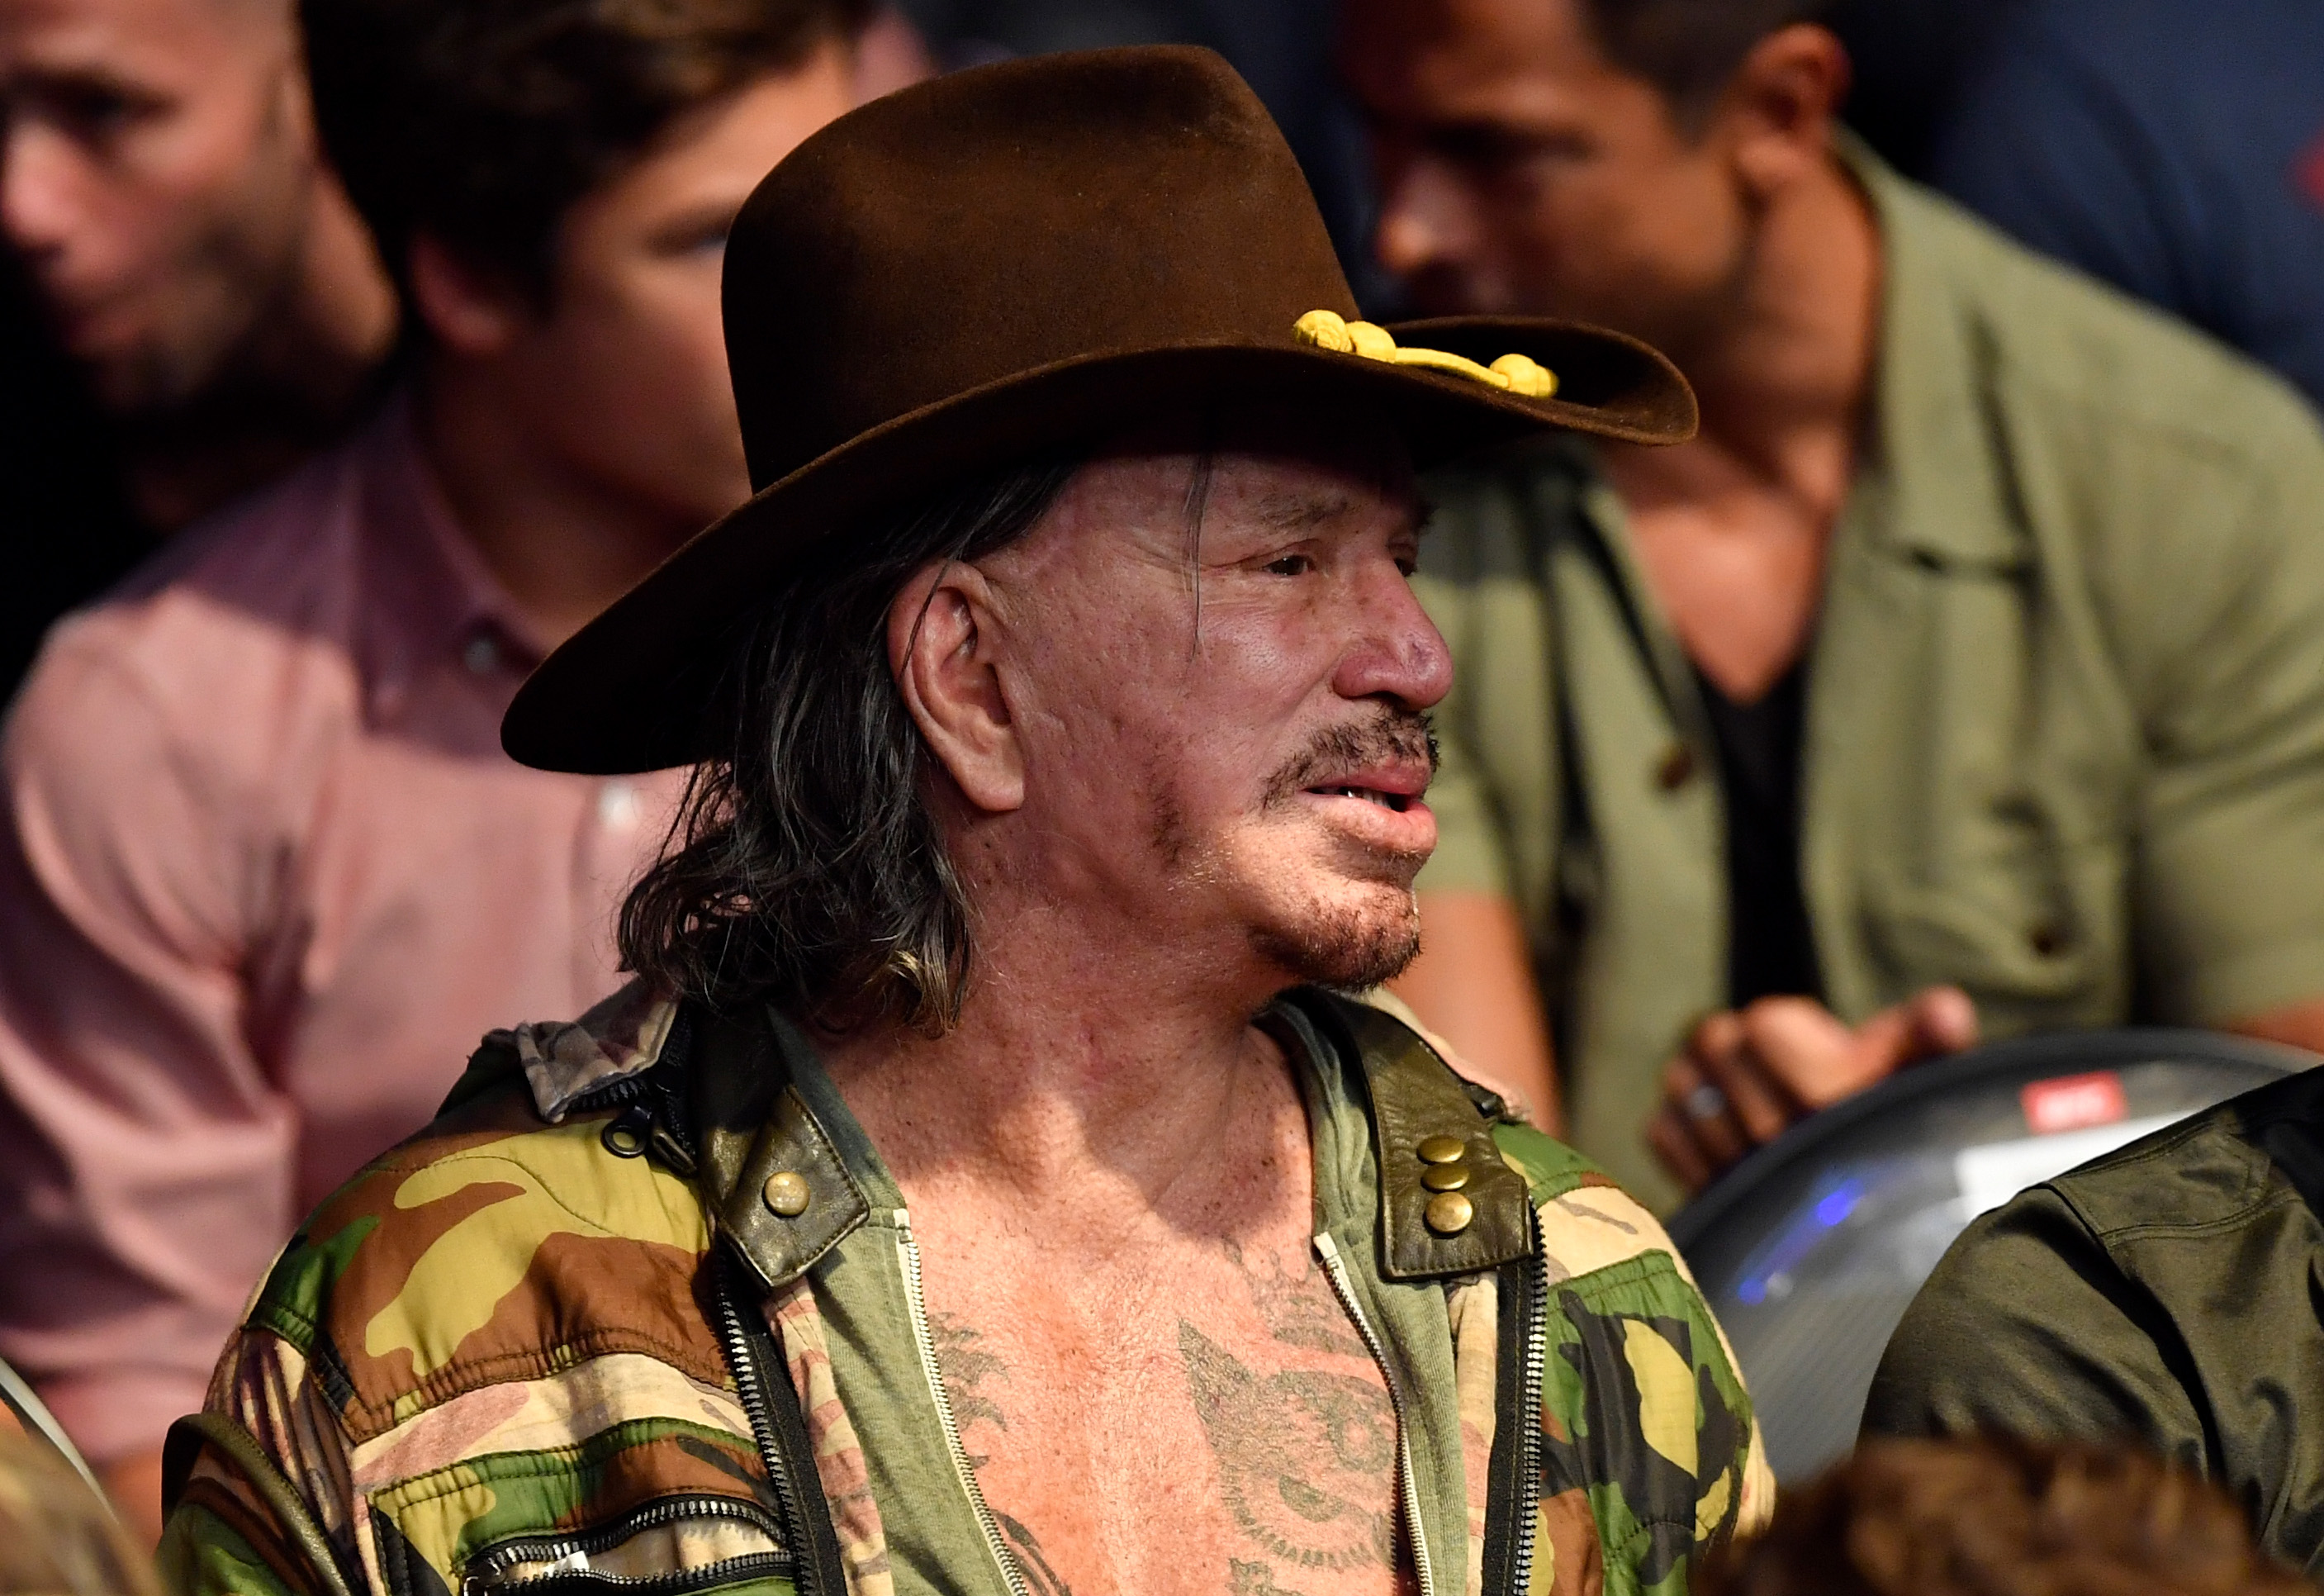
[0,400,683,1463]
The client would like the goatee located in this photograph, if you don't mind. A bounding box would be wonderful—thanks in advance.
[1250,892,1422,991]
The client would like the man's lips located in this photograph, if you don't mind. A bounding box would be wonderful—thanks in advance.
[1301,763,1430,814]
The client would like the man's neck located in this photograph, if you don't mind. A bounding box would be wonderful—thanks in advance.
[415,359,698,648]
[1594,148,1883,700]
[256,178,398,405]
[1604,149,1881,513]
[817,894,1296,1217]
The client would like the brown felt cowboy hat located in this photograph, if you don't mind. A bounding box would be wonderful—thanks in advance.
[503,44,1695,777]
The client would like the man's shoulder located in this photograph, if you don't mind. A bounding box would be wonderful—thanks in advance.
[1866,1067,2324,1508]
[183,988,780,1596]
[65,422,374,642]
[240,983,721,1443]
[10,428,377,779]
[1886,172,2323,465]
[2038,1065,2324,1244]
[1889,1065,2324,1359]
[1321,988,1691,1285]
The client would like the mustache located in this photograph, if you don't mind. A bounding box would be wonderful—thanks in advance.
[1261,710,1440,807]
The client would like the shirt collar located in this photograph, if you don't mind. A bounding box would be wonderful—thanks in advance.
[690,993,1532,1294]
[352,392,557,726]
[1836,132,2034,573]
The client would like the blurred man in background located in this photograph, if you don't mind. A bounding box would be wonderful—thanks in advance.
[0,0,396,692]
[0,0,871,1540]
[1932,0,2324,412]
[1866,1057,2324,1574]
[1343,0,2324,1211]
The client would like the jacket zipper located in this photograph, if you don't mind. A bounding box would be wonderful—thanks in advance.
[462,1497,790,1596]
[467,1555,794,1596]
[713,1266,820,1596]
[894,1214,1033,1596]
[567,1071,655,1122]
[1312,1233,1437,1596]
[1507,1209,1549,1596]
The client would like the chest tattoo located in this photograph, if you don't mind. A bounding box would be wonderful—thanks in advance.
[994,1511,1074,1596]
[930,1312,1010,1467]
[1178,1319,1397,1578]
[931,1315,1079,1593]
[924,1252,1397,1594]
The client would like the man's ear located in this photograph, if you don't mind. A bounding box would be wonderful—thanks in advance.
[888,561,1026,815]
[407,234,525,356]
[1719,24,1851,197]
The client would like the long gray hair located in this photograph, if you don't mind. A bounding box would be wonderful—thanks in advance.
[618,453,1082,1030]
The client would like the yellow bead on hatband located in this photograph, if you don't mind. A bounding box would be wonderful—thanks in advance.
[1292,309,1558,399]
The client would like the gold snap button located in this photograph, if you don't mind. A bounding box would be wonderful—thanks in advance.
[761,1171,811,1218]
[1425,1191,1475,1235]
[1417,1135,1467,1165]
[1421,1163,1471,1192]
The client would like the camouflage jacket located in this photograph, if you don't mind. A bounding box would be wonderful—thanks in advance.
[159,985,1772,1596]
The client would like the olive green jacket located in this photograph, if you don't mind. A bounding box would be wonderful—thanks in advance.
[1863,1065,2324,1575]
[158,983,1771,1596]
[1413,142,2324,1211]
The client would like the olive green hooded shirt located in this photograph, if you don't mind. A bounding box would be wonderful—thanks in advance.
[1863,1065,2324,1575]
[1413,142,2324,1212]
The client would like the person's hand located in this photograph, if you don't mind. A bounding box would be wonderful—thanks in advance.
[1648,986,1979,1195]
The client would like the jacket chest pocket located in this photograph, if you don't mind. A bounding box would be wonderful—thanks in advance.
[458,1498,795,1596]
[1857,812,2128,1019]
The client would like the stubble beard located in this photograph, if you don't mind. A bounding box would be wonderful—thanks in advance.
[1246,886,1422,992]
[1156,707,1436,992]
[97,112,316,416]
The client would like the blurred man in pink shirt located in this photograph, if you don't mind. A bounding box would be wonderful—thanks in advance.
[0,0,881,1540]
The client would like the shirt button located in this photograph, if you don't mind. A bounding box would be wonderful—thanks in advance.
[1655,743,1696,791]
[462,633,500,676]
[598,781,641,830]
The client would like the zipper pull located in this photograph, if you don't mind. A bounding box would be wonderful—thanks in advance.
[649,1118,699,1176]
[601,1104,653,1159]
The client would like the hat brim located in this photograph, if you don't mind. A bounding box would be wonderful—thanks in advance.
[503,316,1692,775]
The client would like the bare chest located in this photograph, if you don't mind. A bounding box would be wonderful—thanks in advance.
[911,1227,1412,1596]
[1606,439,1846,703]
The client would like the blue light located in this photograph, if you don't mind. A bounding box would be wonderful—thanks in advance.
[1732,1173,1870,1307]
[1814,1179,1864,1228]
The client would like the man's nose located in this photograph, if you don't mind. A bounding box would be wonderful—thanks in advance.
[1,121,83,262]
[1336,566,1454,711]
[1373,154,1472,283]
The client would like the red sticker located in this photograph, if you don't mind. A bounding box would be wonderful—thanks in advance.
[2022,1071,2128,1135]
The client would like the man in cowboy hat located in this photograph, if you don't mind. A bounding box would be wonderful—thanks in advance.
[159,47,1768,1596]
